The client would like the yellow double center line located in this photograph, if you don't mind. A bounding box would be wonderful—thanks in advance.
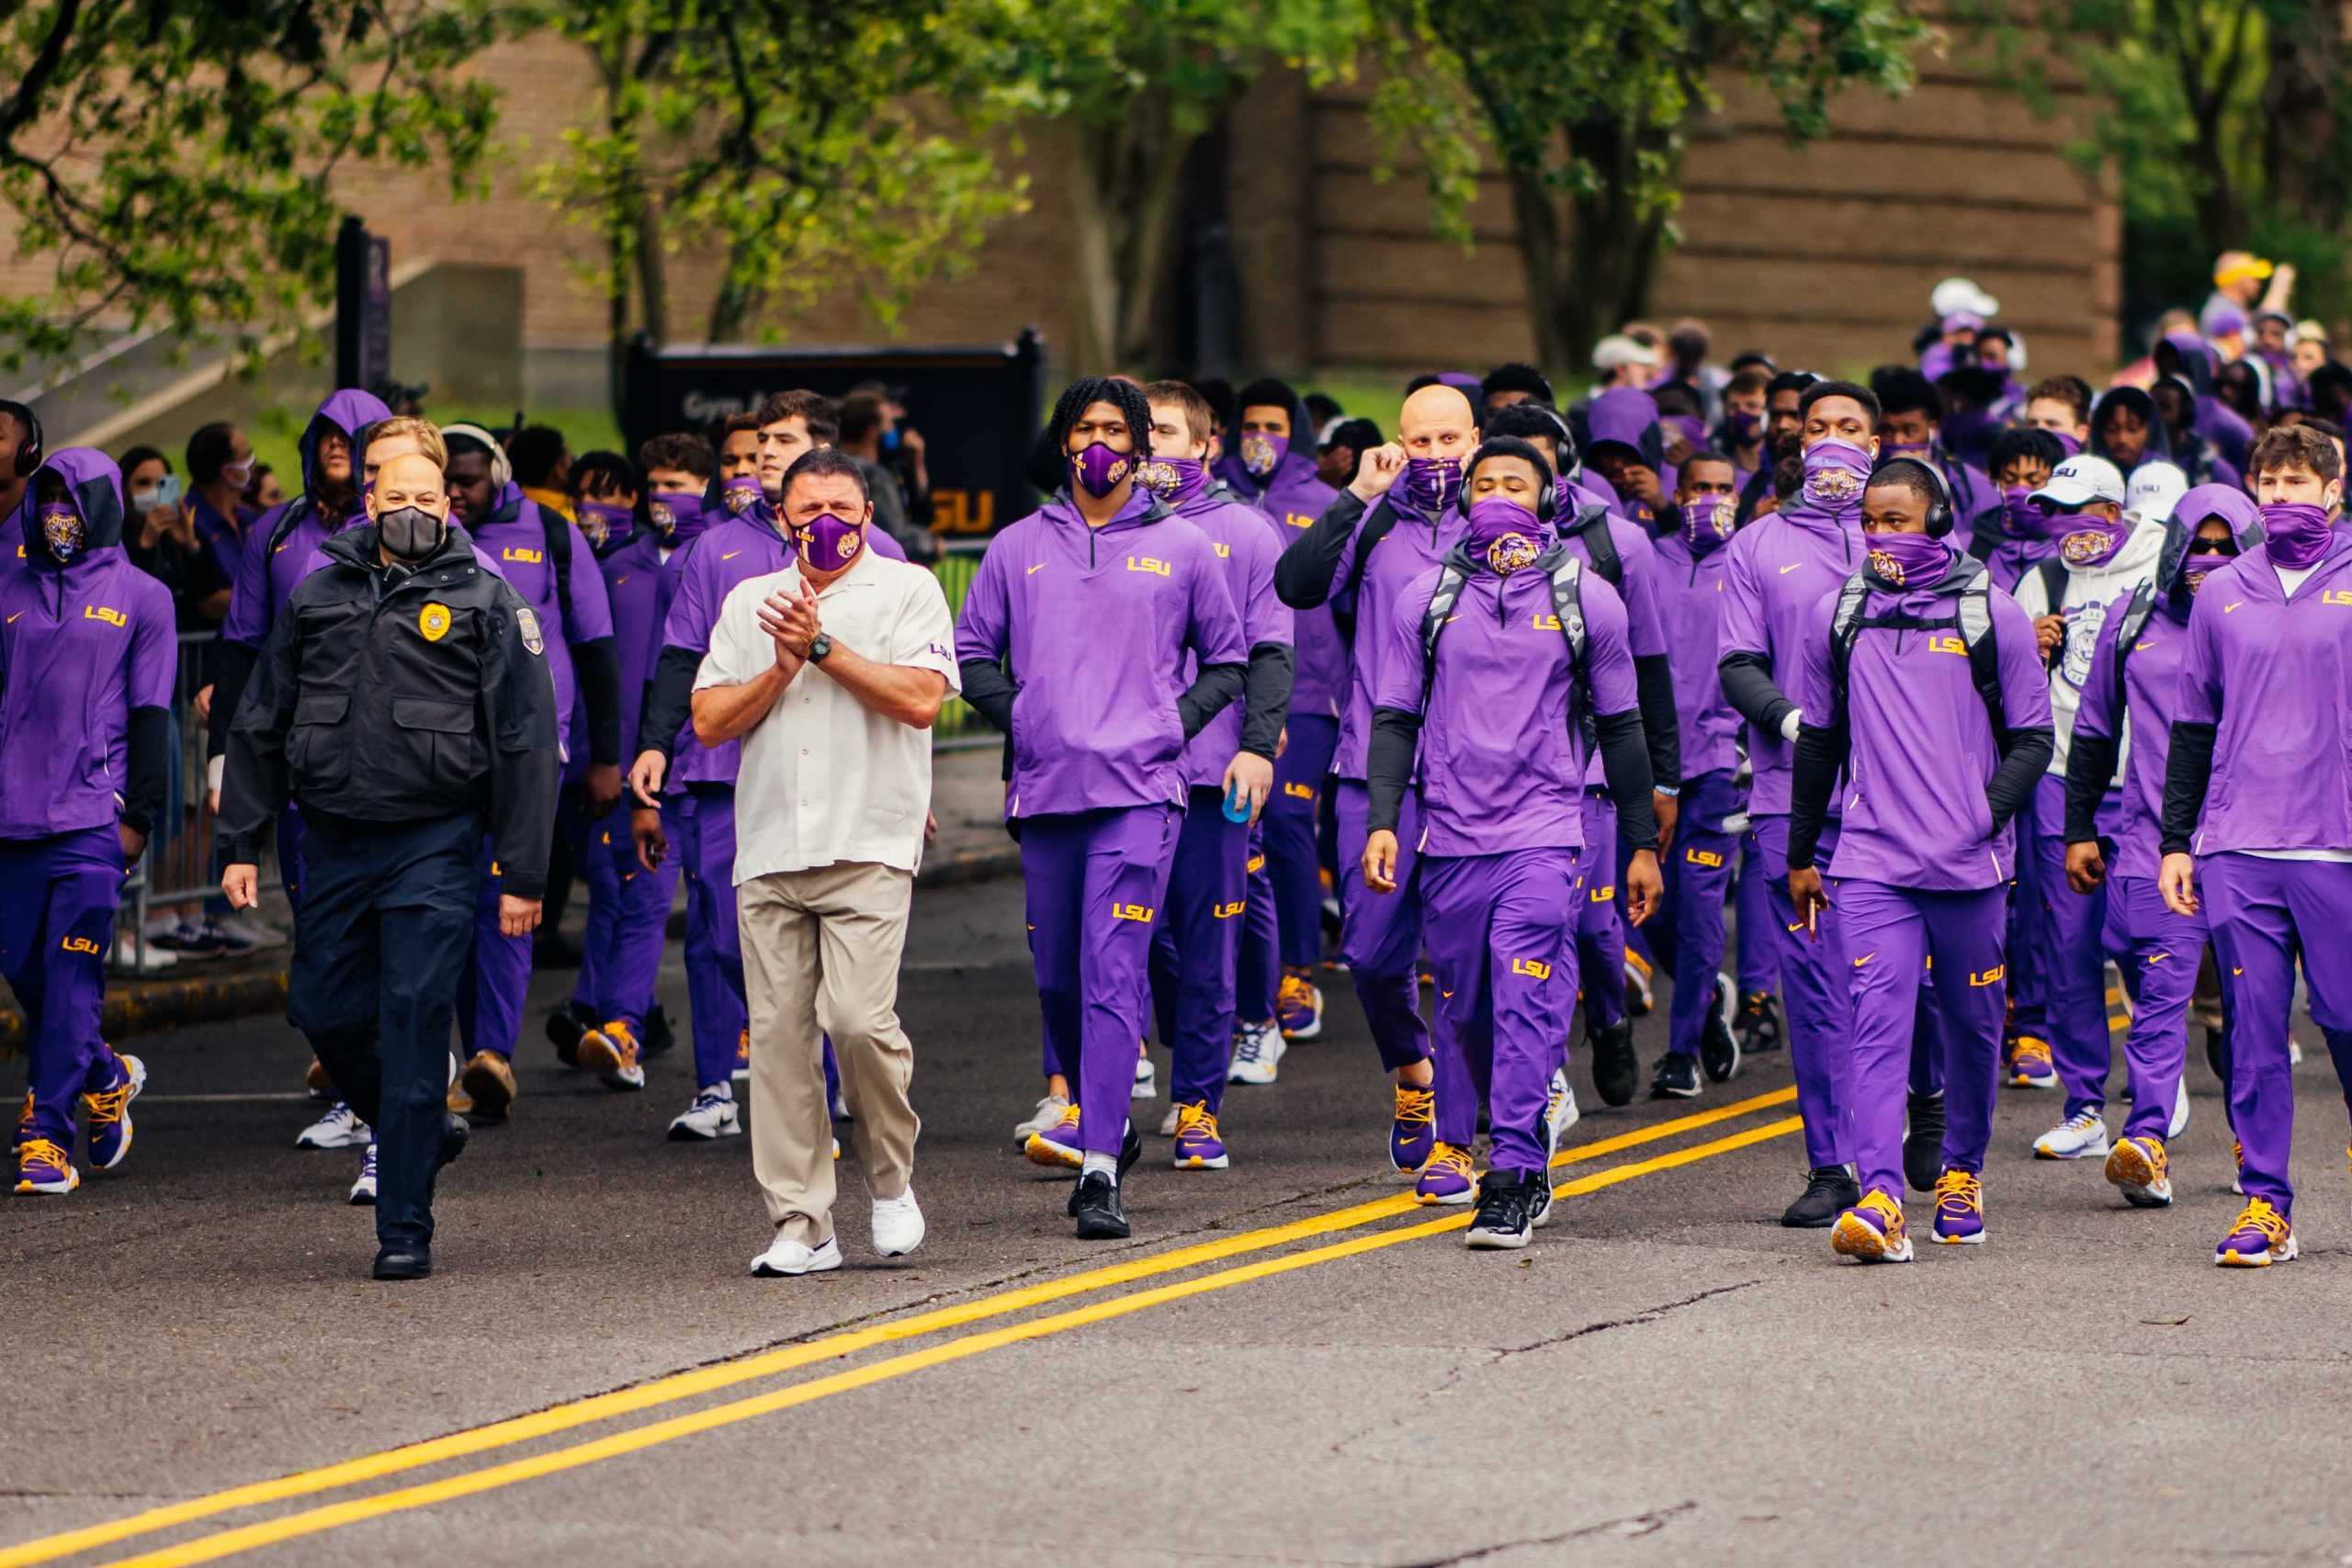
[7,1088,1798,1568]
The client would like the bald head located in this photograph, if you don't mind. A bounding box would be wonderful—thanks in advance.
[1398,384,1477,464]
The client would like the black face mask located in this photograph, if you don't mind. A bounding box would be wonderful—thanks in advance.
[378,505,447,562]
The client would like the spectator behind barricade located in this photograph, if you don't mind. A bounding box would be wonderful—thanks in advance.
[244,463,285,513]
[849,379,931,529]
[508,424,573,521]
[185,423,254,604]
[119,446,228,632]
[836,392,934,563]
[0,399,39,536]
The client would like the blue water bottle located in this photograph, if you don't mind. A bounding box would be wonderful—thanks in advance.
[1222,783,1250,823]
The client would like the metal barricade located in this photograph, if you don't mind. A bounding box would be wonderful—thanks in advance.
[931,536,995,751]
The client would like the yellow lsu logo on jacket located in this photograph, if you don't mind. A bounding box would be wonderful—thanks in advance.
[1685,847,1724,868]
[1531,613,1562,632]
[61,935,102,955]
[1111,902,1156,924]
[1970,964,2006,987]
[2324,590,2352,606]
[1212,900,1246,920]
[1510,956,1553,980]
[1126,557,1171,578]
[1926,635,1966,657]
[83,605,127,627]
[502,547,545,565]
[1212,542,1231,558]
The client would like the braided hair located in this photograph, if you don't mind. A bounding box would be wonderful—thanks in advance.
[1047,377,1156,465]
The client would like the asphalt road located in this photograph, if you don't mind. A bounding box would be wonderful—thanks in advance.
[9,874,2352,1568]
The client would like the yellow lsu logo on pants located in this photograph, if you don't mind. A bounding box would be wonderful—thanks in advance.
[61,935,101,955]
[1212,900,1245,919]
[1112,902,1156,924]
[1970,964,2007,987]
[1589,884,1614,902]
[1283,782,1315,800]
[1244,853,1265,874]
[1126,557,1170,578]
[1212,542,1231,558]
[1510,957,1552,980]
[1685,847,1724,868]
[83,605,127,627]
[1926,635,1966,657]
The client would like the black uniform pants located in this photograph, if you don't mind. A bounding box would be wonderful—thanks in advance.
[292,810,480,1247]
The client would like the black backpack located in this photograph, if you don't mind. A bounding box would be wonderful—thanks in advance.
[1825,554,2008,744]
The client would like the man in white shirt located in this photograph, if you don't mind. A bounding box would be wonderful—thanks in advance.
[692,448,958,1278]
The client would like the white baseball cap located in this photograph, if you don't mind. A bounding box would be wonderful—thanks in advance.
[2125,460,2188,522]
[2031,454,2128,509]
[1931,276,2001,320]
[1592,334,1661,372]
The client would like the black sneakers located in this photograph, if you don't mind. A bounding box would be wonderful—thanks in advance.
[372,1243,432,1280]
[642,1002,677,1060]
[1904,1091,1948,1193]
[1700,977,1742,1083]
[1781,1165,1860,1228]
[1465,1169,1541,1249]
[1589,1020,1639,1108]
[544,1001,595,1066]
[1069,1173,1128,1239]
[1735,991,1782,1055]
[1649,1053,1702,1100]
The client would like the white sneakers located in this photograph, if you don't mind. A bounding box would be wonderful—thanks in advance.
[667,1086,741,1141]
[2168,1077,2191,1139]
[1132,1053,1158,1100]
[1227,1021,1283,1085]
[750,1235,842,1277]
[2034,1109,2110,1160]
[751,1187,922,1276]
[872,1189,925,1258]
[1012,1094,1071,1150]
[297,1101,371,1150]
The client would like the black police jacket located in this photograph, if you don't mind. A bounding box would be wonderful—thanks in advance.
[216,523,561,896]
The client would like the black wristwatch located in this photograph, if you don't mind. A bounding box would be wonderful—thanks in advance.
[807,632,834,664]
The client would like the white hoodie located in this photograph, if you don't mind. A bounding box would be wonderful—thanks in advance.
[2013,510,2166,779]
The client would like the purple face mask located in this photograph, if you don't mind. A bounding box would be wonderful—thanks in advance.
[576,500,632,551]
[1139,456,1208,506]
[1463,495,1544,576]
[1399,455,1460,513]
[1238,432,1288,479]
[2052,507,2132,568]
[1863,529,1949,589]
[1680,493,1737,558]
[2052,430,2086,457]
[2260,501,2338,570]
[2177,547,2234,599]
[2001,483,2051,541]
[1881,439,1934,466]
[1069,442,1133,499]
[1662,414,1706,453]
[648,491,708,542]
[720,474,763,515]
[1726,410,1762,445]
[791,509,867,571]
[39,503,83,565]
[1800,438,1872,512]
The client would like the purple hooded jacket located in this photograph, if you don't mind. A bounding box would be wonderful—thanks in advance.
[1585,387,1672,531]
[953,489,1246,819]
[1170,488,1292,789]
[1217,449,1345,722]
[1790,549,2052,890]
[1329,488,1464,781]
[468,484,614,764]
[220,389,390,650]
[1650,528,1743,784]
[0,448,176,840]
[1718,484,1867,816]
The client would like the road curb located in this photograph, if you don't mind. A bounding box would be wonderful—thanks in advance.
[0,849,1022,1053]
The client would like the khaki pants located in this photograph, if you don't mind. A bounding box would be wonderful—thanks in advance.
[738,861,920,1246]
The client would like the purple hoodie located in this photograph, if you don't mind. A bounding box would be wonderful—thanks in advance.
[1585,388,1671,531]
[0,449,176,840]
[1718,488,1867,815]
[1790,552,2051,890]
[1169,489,1292,789]
[1217,450,1345,721]
[1329,489,1463,781]
[598,528,667,762]
[220,389,390,649]
[1374,554,1638,858]
[469,484,614,763]
[2177,526,2352,854]
[954,489,1246,819]
[1650,529,1742,783]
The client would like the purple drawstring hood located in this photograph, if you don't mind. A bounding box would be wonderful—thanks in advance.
[1587,388,1666,474]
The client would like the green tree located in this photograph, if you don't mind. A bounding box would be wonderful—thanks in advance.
[1366,0,1923,371]
[0,0,500,374]
[530,0,1030,403]
[999,0,1373,370]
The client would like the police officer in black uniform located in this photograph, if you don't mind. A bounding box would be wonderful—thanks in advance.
[219,448,560,1280]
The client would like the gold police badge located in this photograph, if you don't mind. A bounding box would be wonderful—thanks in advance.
[418,603,452,642]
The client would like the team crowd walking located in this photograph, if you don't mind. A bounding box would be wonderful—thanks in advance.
[7,257,2352,1277]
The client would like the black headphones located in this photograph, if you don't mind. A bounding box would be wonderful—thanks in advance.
[0,400,42,481]
[1870,455,1953,537]
[1457,436,1559,524]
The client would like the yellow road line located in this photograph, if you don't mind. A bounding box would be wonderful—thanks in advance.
[3,1088,1797,1568]
[99,1115,1803,1568]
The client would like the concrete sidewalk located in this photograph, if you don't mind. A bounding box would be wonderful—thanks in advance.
[0,745,1015,1054]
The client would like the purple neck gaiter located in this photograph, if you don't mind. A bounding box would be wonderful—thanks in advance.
[2052,509,2132,569]
[1142,456,1209,507]
[1681,493,1737,558]
[1399,456,1460,514]
[2000,484,2051,541]
[2260,502,2337,570]
[1464,496,1543,576]
[720,474,763,516]
[651,491,710,545]
[577,500,633,552]
[1863,530,1950,591]
[1800,438,1872,514]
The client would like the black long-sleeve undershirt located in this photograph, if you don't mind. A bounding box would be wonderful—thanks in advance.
[1177,662,1247,740]
[637,646,702,763]
[572,636,621,766]
[1274,491,1368,611]
[122,705,168,838]
[1633,653,1679,791]
[2160,719,2217,856]
[1717,649,1797,738]
[1984,727,2053,832]
[1238,642,1295,761]
[2064,727,2121,845]
[207,637,257,761]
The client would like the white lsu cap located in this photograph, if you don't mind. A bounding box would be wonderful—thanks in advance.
[2125,459,2188,523]
[2031,454,2128,510]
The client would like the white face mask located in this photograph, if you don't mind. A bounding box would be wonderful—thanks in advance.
[220,459,254,489]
